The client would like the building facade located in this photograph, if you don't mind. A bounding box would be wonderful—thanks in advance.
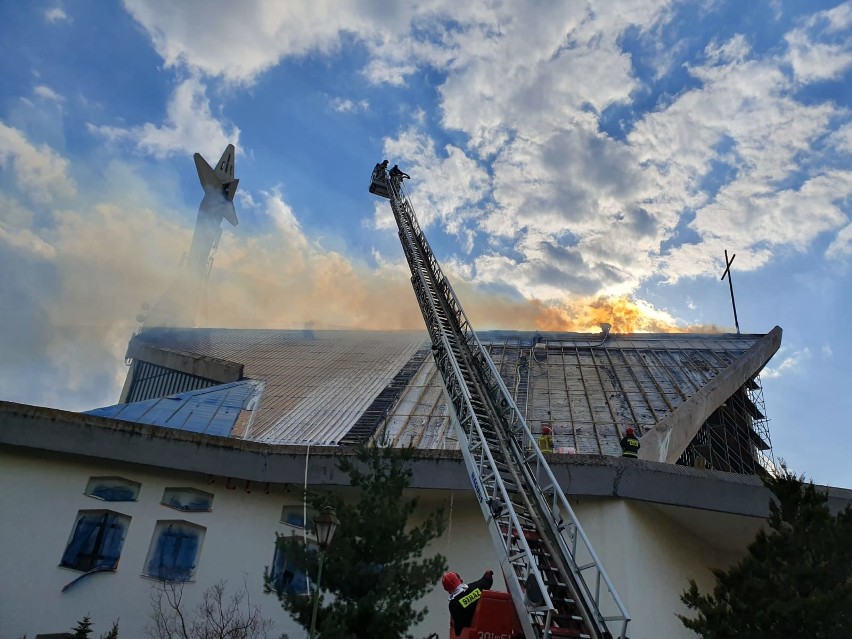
[4,326,847,639]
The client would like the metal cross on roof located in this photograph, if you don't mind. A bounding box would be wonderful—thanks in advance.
[720,250,741,335]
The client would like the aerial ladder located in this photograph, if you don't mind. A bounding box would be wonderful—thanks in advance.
[369,165,630,639]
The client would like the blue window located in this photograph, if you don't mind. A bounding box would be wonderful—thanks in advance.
[280,506,317,530]
[85,476,141,502]
[161,488,214,512]
[270,538,310,595]
[145,521,205,582]
[60,511,130,572]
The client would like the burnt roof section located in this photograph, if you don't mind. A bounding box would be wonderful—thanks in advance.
[122,328,778,460]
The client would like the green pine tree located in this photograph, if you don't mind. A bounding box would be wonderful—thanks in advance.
[99,621,119,639]
[679,467,852,638]
[265,445,448,639]
[71,616,94,639]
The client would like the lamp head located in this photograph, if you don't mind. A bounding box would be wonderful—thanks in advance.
[313,506,339,549]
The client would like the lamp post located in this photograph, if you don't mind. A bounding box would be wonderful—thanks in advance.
[308,506,339,639]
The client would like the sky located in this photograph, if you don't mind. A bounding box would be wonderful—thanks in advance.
[1,1,851,488]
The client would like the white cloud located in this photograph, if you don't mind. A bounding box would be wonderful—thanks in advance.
[330,97,369,113]
[785,2,852,83]
[785,30,852,83]
[380,128,488,235]
[436,3,661,155]
[109,0,751,303]
[88,76,239,161]
[261,188,305,241]
[122,0,407,84]
[0,195,58,261]
[44,7,69,23]
[235,190,259,210]
[826,221,852,259]
[828,122,852,153]
[56,2,852,314]
[0,121,76,203]
[347,6,851,302]
[631,37,850,282]
[761,347,811,379]
[33,85,64,103]
[0,222,57,260]
[703,34,751,66]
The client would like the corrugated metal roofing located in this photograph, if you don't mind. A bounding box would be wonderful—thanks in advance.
[120,328,766,454]
[125,329,427,445]
[87,379,264,437]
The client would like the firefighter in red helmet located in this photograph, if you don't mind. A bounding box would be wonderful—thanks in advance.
[620,426,640,458]
[441,569,494,636]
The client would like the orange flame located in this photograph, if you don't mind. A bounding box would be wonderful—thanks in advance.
[463,293,724,334]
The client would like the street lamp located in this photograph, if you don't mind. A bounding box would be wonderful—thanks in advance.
[309,506,339,639]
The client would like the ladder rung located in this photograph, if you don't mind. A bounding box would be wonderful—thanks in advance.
[548,628,590,639]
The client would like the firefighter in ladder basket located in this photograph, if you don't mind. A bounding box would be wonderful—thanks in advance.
[442,570,494,636]
[389,163,411,180]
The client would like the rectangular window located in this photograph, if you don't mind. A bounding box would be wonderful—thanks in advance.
[161,488,214,512]
[270,538,311,595]
[144,521,206,582]
[85,476,141,502]
[280,505,317,531]
[60,510,130,572]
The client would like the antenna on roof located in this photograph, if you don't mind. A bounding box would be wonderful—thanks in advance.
[720,250,741,334]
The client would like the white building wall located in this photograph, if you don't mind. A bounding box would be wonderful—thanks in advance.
[0,449,748,639]
[0,451,301,639]
[563,498,739,639]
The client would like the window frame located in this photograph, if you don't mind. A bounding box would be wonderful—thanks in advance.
[270,535,314,596]
[280,504,319,532]
[160,487,214,513]
[84,476,141,502]
[59,509,131,573]
[143,520,206,582]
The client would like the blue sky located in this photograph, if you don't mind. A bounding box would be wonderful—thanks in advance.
[1,1,851,487]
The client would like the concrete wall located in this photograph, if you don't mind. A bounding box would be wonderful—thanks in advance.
[0,448,750,639]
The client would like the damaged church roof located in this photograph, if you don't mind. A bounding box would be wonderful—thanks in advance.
[104,327,781,470]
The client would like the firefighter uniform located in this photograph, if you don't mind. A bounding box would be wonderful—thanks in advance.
[620,433,640,458]
[448,570,494,636]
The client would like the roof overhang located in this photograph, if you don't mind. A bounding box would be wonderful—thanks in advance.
[3,400,850,518]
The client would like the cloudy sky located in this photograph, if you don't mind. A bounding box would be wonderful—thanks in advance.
[1,1,851,487]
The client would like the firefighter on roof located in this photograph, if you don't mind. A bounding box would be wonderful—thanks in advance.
[620,426,640,458]
[539,425,554,453]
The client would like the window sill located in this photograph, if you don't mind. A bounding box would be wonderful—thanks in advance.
[140,572,197,584]
[84,494,139,503]
[57,564,118,574]
[160,504,213,513]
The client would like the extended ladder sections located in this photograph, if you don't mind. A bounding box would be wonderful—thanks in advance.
[370,167,630,639]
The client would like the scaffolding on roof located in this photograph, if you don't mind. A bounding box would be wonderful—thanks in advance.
[677,373,775,475]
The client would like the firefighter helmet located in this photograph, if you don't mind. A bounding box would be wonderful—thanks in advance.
[442,572,462,592]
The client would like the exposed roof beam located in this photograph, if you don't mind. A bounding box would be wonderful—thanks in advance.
[638,326,782,463]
